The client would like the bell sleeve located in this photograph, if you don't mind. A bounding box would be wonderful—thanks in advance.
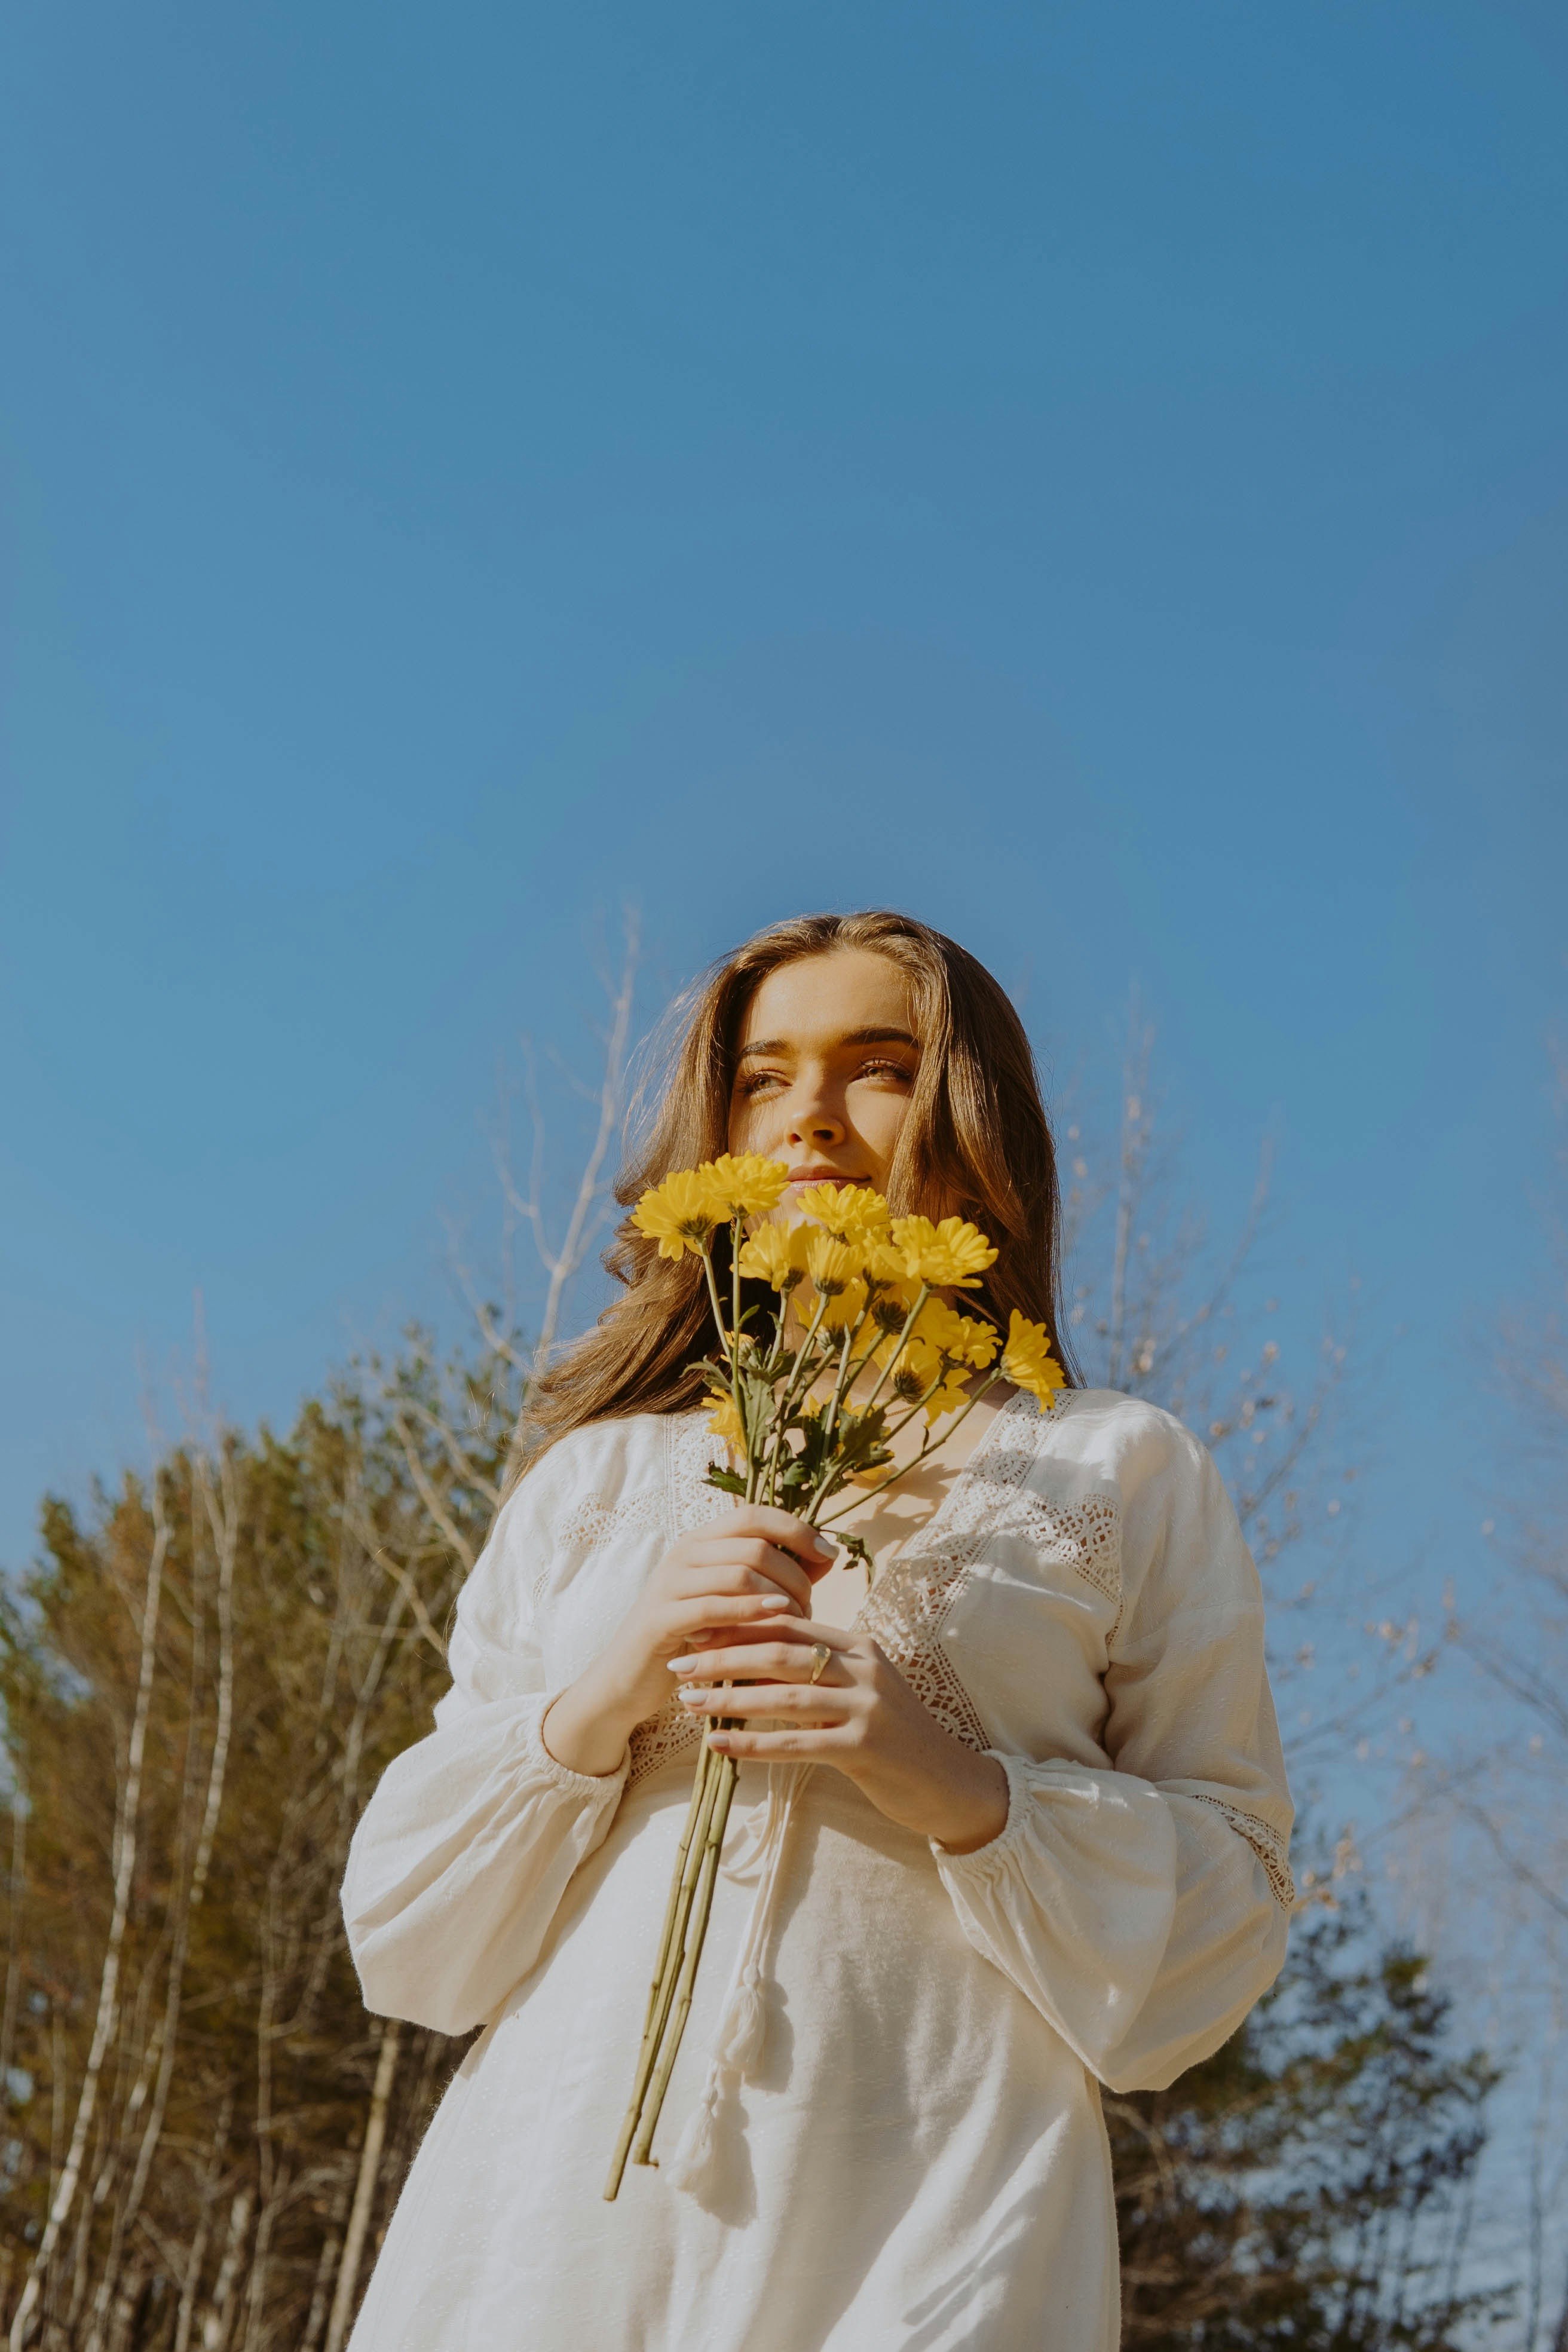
[934,1413,1294,2093]
[341,1443,629,2036]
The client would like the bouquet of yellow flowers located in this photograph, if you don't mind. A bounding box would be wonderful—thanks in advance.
[604,1156,1063,2198]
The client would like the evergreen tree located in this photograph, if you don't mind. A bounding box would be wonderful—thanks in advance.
[1111,1893,1508,2348]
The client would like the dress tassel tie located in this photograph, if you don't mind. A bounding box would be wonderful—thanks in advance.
[665,1763,807,2197]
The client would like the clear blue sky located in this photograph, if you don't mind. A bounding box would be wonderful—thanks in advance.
[2,0,1565,1587]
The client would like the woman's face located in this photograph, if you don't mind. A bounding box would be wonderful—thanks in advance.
[726,950,921,1205]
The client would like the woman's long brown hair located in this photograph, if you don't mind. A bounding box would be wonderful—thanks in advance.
[511,909,1076,1479]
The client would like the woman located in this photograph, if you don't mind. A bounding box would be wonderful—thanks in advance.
[342,910,1294,2352]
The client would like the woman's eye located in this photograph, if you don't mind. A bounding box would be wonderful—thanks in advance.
[740,1070,785,1097]
[858,1058,915,1084]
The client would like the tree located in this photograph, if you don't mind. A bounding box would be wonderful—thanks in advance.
[1111,1892,1506,2349]
[0,1348,517,2350]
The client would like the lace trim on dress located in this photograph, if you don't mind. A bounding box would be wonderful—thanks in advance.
[994,1487,1123,1626]
[853,1389,1043,1756]
[667,1415,730,1535]
[627,1694,705,1790]
[541,1490,667,1606]
[552,1488,668,1552]
[1190,1791,1296,1909]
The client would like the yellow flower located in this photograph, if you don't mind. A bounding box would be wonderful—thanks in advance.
[794,1183,891,1242]
[863,1239,911,1287]
[1000,1312,1065,1410]
[889,1214,999,1291]
[915,1298,999,1368]
[631,1169,723,1260]
[883,1334,944,1405]
[699,1153,791,1220]
[802,1230,865,1297]
[863,1242,921,1330]
[736,1223,806,1291]
[954,1316,1000,1369]
[707,1394,746,1450]
[818,1276,868,1332]
[922,1364,973,1424]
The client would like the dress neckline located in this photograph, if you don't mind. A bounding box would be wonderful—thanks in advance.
[843,1383,1038,1607]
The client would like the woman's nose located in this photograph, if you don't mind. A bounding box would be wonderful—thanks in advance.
[786,1109,846,1149]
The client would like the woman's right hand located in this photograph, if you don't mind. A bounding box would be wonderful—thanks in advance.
[540,1508,835,1778]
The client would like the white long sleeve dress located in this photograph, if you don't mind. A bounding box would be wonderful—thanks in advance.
[342,1386,1293,2352]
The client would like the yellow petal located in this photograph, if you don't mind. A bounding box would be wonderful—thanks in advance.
[737,1223,804,1290]
[803,1230,865,1296]
[818,1276,868,1331]
[708,1395,746,1449]
[699,1153,791,1219]
[999,1311,1065,1407]
[889,1214,998,1290]
[795,1183,892,1241]
[923,1366,973,1423]
[630,1169,723,1259]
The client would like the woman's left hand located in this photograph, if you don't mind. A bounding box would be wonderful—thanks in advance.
[669,1621,1009,1857]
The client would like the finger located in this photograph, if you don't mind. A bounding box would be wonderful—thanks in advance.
[678,1541,814,1613]
[705,1726,855,1759]
[675,1615,813,1650]
[677,1558,816,1608]
[667,1633,855,1682]
[679,1682,852,1719]
[691,1508,836,1568]
[667,1595,807,1644]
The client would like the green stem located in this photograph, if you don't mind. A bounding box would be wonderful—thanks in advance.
[774,1288,831,1425]
[838,1313,890,1398]
[604,1744,723,2200]
[639,1742,716,2045]
[818,1315,861,1453]
[699,1244,735,1387]
[754,1284,836,1506]
[631,1751,740,2166]
[855,1283,933,1419]
[813,1371,1004,1528]
[801,1311,915,1523]
[753,1293,794,1507]
[730,1214,743,1371]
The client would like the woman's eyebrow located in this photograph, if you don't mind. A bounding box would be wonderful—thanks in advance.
[734,1026,920,1062]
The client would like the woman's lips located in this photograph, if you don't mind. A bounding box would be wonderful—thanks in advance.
[785,1170,868,1186]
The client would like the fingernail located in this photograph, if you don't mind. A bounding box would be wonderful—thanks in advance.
[667,1656,699,1673]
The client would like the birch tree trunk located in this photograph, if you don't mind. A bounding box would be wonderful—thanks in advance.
[8,1480,170,2350]
[323,2022,401,2352]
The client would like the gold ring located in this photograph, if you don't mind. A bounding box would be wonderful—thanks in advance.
[808,1643,831,1685]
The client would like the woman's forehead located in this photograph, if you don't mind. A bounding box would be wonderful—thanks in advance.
[737,951,918,1048]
